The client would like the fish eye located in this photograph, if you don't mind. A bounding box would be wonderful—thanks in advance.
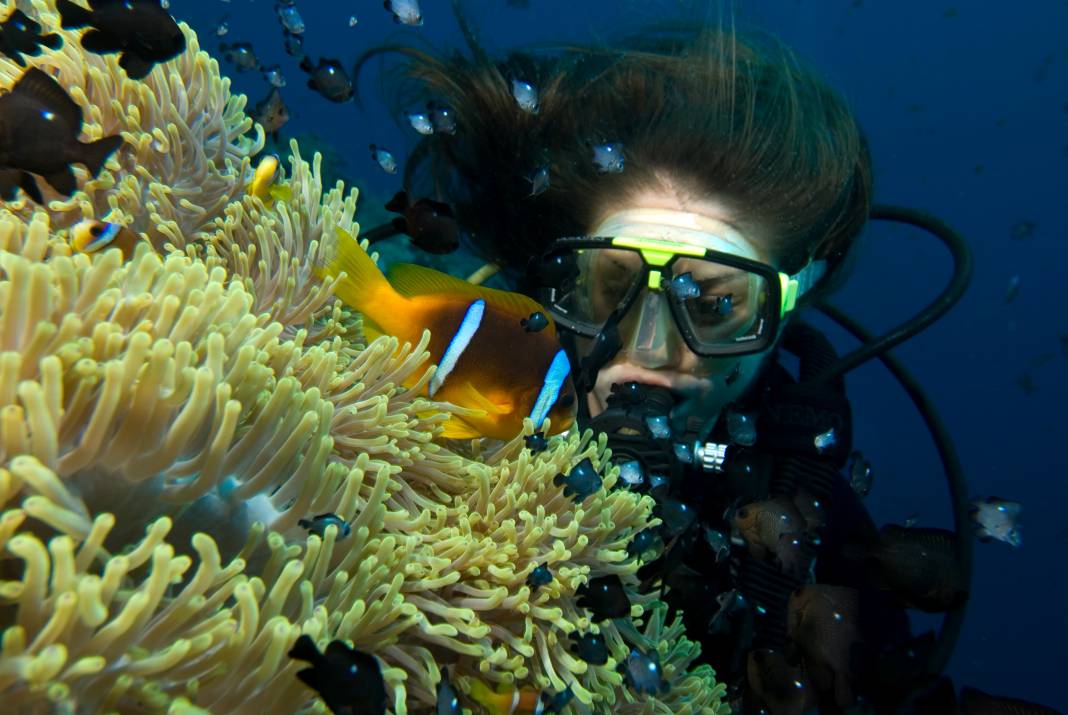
[90,224,104,236]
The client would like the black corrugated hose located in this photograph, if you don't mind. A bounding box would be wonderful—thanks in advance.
[808,205,974,704]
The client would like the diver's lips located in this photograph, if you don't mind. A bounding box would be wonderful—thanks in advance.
[597,364,674,391]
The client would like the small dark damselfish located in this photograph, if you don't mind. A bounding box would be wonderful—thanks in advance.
[56,0,186,80]
[0,67,124,203]
[287,634,387,715]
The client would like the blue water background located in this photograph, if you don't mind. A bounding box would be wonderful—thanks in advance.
[175,0,1068,706]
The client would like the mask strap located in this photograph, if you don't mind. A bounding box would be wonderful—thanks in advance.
[780,259,828,316]
[794,259,827,297]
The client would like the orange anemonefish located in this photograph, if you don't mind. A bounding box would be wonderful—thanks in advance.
[467,680,548,715]
[70,219,144,259]
[314,227,577,440]
[247,153,293,206]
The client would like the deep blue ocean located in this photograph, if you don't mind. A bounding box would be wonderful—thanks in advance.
[174,0,1068,708]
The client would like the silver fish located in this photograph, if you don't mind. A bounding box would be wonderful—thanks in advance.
[527,164,549,196]
[262,64,286,88]
[704,527,731,562]
[621,648,667,695]
[511,78,539,113]
[848,450,873,498]
[406,110,434,135]
[385,0,422,25]
[970,497,1022,547]
[369,144,397,174]
[275,3,305,34]
[618,459,643,486]
[591,142,624,173]
[645,414,670,439]
[220,41,259,72]
[813,427,836,452]
[427,102,456,134]
[668,271,700,300]
[726,410,757,446]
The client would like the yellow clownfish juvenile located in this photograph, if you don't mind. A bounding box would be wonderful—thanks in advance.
[247,153,293,206]
[467,679,549,715]
[313,227,577,440]
[71,220,145,260]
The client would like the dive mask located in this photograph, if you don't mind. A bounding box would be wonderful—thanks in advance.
[537,209,826,357]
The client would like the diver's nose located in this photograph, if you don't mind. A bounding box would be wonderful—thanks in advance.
[623,290,679,369]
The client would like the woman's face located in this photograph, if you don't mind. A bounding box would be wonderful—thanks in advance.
[579,189,780,433]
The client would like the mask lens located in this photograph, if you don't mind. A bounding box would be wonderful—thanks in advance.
[671,258,772,350]
[544,248,644,334]
[542,242,777,355]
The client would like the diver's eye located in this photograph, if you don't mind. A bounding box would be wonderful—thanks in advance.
[737,507,749,519]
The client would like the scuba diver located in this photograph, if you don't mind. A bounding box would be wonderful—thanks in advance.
[354,7,1061,714]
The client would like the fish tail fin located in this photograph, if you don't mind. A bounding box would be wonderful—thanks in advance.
[294,667,321,693]
[467,679,505,712]
[79,135,124,177]
[360,221,402,244]
[45,166,76,196]
[384,190,408,213]
[268,183,293,203]
[18,171,43,204]
[314,227,394,314]
[119,52,152,80]
[56,0,93,29]
[40,33,63,50]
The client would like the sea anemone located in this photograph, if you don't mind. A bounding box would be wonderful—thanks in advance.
[0,2,728,713]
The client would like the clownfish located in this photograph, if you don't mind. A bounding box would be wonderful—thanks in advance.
[70,219,144,259]
[467,679,547,715]
[246,153,293,206]
[314,227,576,440]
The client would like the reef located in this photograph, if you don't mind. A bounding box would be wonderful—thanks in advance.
[0,2,728,713]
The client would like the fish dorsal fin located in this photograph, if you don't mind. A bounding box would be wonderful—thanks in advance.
[387,262,546,319]
[8,9,34,26]
[987,497,1021,516]
[384,190,408,213]
[14,68,82,129]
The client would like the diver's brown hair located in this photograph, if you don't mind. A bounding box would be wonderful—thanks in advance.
[358,15,872,300]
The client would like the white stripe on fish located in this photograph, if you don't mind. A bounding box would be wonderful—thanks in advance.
[528,348,570,429]
[430,298,485,397]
